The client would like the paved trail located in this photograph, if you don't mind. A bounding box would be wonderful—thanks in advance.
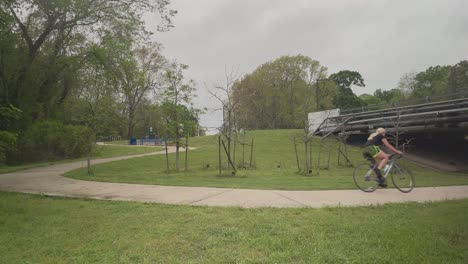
[1,148,467,208]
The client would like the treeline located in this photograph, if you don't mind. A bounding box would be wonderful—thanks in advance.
[231,55,366,129]
[0,1,202,165]
[231,55,468,130]
[359,60,468,107]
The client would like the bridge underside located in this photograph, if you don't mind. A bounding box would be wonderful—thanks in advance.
[312,98,468,172]
[315,98,468,135]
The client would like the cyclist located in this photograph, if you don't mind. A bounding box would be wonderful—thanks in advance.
[362,128,403,187]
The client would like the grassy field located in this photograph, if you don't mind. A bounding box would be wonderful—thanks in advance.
[66,129,468,190]
[0,145,162,174]
[0,192,467,263]
[104,140,129,145]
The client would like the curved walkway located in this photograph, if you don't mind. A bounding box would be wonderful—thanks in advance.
[1,149,468,208]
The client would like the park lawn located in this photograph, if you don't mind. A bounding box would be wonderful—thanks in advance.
[0,192,467,263]
[66,129,468,190]
[92,144,163,158]
[0,145,162,174]
[104,140,129,145]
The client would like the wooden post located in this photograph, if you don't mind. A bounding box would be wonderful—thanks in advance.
[337,140,342,166]
[165,139,169,174]
[309,139,313,174]
[242,131,245,168]
[233,133,237,169]
[218,135,222,176]
[395,111,401,148]
[184,135,188,172]
[87,143,93,176]
[294,136,300,171]
[304,138,309,174]
[317,140,323,175]
[249,138,254,168]
[222,140,236,172]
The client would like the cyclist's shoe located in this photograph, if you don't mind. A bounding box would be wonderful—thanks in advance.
[377,176,387,187]
[373,167,383,177]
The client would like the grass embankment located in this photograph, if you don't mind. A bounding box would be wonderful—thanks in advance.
[0,192,467,263]
[0,145,162,174]
[66,129,468,190]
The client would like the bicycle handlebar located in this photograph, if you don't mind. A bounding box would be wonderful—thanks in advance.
[389,153,403,160]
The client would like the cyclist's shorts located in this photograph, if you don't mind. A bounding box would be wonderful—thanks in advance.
[362,145,381,158]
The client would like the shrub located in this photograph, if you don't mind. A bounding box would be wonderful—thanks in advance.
[20,120,95,162]
[0,131,17,165]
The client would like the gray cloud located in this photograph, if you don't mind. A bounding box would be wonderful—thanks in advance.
[145,0,468,130]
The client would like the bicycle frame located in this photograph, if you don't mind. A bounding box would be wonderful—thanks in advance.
[366,154,401,179]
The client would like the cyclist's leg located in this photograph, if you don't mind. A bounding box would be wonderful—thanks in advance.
[375,151,389,170]
[373,148,389,187]
[362,146,377,165]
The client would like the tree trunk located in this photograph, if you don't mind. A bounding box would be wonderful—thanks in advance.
[127,109,135,138]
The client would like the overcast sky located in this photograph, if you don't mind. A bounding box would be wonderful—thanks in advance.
[145,0,468,131]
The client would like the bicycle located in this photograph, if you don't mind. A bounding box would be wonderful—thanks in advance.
[353,154,415,193]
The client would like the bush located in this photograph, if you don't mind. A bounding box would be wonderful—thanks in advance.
[0,131,17,165]
[20,120,95,162]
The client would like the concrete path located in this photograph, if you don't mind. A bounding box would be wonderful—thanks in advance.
[1,149,468,208]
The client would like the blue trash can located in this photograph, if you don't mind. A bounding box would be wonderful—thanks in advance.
[130,137,137,145]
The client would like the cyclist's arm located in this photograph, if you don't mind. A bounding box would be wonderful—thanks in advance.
[382,138,403,154]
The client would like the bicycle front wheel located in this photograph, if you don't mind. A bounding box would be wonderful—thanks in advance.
[353,163,379,192]
[391,164,415,193]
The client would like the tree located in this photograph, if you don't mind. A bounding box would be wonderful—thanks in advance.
[374,89,406,105]
[397,71,417,96]
[100,41,166,138]
[359,94,382,106]
[1,0,175,127]
[411,65,451,98]
[232,55,330,129]
[448,60,468,94]
[161,62,199,172]
[329,70,365,109]
[0,104,21,164]
[209,68,241,168]
[59,57,125,140]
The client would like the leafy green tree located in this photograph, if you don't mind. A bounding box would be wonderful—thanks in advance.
[232,55,329,129]
[0,0,176,163]
[99,41,167,138]
[161,62,200,172]
[1,0,175,126]
[0,104,21,164]
[397,72,417,96]
[411,65,451,98]
[359,94,382,106]
[329,70,365,109]
[448,60,468,94]
[374,89,406,105]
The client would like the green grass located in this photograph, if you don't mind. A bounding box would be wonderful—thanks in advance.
[66,129,468,190]
[104,140,130,145]
[0,192,467,263]
[0,145,162,174]
[92,144,163,158]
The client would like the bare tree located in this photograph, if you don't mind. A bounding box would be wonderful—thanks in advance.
[209,67,241,169]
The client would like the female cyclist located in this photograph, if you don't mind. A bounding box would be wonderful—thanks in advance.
[362,128,403,187]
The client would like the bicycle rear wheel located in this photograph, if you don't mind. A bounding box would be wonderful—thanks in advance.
[391,164,415,193]
[353,163,379,192]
